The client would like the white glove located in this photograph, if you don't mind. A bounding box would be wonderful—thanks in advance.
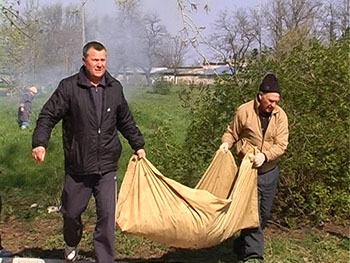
[253,152,266,167]
[220,142,229,152]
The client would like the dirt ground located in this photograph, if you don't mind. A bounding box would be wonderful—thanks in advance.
[0,213,348,262]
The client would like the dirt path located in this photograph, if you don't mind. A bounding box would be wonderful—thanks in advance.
[1,214,348,262]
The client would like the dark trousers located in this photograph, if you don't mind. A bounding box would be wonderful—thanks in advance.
[60,171,116,263]
[234,166,280,262]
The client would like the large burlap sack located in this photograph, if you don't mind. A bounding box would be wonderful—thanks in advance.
[195,149,238,199]
[116,149,259,249]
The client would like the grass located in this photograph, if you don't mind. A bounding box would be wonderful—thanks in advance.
[0,87,349,262]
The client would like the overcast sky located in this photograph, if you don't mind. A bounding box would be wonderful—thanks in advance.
[39,0,262,34]
[37,0,263,64]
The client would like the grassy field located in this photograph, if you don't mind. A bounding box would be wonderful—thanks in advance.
[0,86,348,262]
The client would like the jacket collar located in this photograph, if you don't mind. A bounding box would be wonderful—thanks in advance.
[77,66,114,88]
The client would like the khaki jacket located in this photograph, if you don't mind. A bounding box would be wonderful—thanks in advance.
[221,98,289,173]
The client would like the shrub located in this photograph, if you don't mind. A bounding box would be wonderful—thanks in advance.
[179,35,350,224]
[151,77,172,95]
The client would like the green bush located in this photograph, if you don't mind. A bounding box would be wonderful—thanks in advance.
[271,36,350,225]
[179,35,350,225]
[151,77,172,95]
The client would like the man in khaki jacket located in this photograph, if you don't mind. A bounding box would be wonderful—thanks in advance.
[220,73,289,263]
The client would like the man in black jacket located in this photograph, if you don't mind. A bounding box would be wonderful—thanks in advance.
[32,41,146,263]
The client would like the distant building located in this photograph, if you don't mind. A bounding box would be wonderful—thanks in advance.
[115,64,233,86]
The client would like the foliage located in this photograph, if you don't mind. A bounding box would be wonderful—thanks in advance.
[151,77,172,95]
[0,2,82,87]
[180,35,350,224]
[269,34,350,225]
[0,24,27,86]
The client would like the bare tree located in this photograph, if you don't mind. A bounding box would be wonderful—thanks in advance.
[315,0,350,43]
[207,9,258,73]
[137,14,170,85]
[1,0,43,86]
[176,0,211,64]
[161,35,188,83]
[263,0,322,52]
[108,1,173,85]
[108,0,145,77]
[339,0,350,33]
[39,3,82,75]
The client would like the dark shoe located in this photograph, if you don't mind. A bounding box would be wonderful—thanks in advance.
[64,245,78,262]
[0,248,14,257]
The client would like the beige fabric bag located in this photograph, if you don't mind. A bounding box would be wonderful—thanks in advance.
[116,149,259,249]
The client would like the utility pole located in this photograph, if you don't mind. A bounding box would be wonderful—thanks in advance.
[81,0,86,45]
[258,0,262,54]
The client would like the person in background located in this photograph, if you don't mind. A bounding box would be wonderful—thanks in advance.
[220,73,289,263]
[17,86,37,129]
[31,41,146,263]
[0,193,13,258]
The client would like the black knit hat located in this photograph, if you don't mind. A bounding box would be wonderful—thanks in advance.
[259,73,280,94]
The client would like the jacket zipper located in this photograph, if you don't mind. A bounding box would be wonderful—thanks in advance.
[91,86,102,175]
[97,86,104,176]
[257,113,264,151]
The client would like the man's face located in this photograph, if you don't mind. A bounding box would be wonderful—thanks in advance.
[258,92,280,113]
[82,47,107,81]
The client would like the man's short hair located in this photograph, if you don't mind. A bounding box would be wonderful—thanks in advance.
[83,41,106,57]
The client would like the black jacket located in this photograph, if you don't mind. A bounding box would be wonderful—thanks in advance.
[32,67,145,175]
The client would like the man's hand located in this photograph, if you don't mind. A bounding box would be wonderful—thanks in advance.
[248,153,255,162]
[253,152,266,167]
[32,146,46,163]
[220,142,229,152]
[136,149,146,159]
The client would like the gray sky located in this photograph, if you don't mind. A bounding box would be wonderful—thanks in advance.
[39,0,261,34]
[37,0,262,64]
